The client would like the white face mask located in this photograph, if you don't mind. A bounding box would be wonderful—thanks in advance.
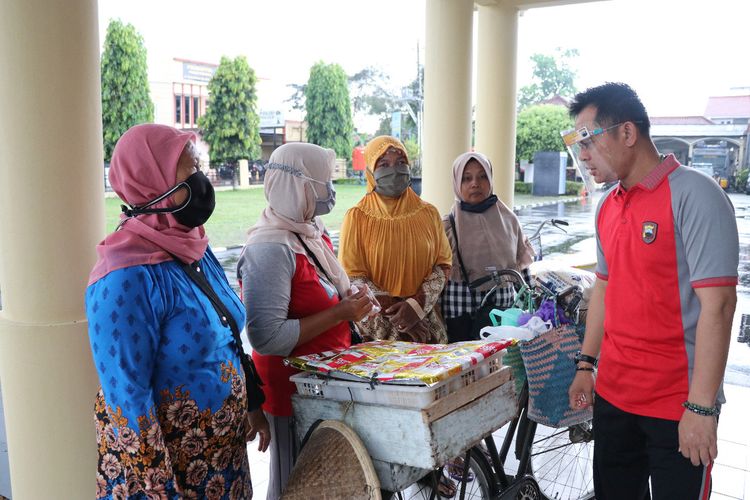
[264,161,336,217]
[294,173,335,216]
[312,179,336,216]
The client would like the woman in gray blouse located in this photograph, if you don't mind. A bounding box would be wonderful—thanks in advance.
[237,143,374,499]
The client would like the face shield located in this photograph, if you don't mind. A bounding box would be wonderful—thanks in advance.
[561,124,621,195]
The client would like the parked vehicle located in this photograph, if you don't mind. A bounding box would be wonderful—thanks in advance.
[217,165,235,181]
[692,145,734,190]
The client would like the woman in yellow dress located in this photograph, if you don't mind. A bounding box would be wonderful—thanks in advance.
[338,135,452,344]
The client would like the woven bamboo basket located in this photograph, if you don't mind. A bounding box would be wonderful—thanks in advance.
[281,420,381,500]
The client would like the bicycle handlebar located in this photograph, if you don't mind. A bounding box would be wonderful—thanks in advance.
[468,268,527,290]
[527,218,569,241]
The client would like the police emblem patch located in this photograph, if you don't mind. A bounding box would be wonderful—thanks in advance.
[642,222,657,244]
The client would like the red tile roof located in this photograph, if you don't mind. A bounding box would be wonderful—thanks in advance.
[704,95,750,118]
[539,95,571,107]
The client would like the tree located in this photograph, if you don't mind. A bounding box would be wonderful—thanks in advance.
[304,62,354,158]
[403,137,421,176]
[288,66,397,116]
[287,64,423,140]
[286,82,307,111]
[518,48,579,110]
[349,67,398,117]
[101,19,154,162]
[349,65,423,141]
[198,56,261,167]
[515,105,573,162]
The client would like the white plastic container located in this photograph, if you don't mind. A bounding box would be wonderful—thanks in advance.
[290,350,504,410]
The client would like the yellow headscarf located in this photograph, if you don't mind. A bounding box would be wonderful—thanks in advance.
[339,136,452,297]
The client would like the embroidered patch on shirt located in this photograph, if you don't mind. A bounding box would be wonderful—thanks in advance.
[642,221,658,244]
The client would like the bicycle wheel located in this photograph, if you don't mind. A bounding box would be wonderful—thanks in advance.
[528,420,595,500]
[392,447,498,500]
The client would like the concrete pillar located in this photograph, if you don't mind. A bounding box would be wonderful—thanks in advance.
[422,0,474,215]
[0,0,102,497]
[739,143,745,171]
[475,2,520,207]
[238,159,250,189]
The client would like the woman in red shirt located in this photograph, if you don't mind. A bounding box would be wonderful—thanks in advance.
[237,143,374,499]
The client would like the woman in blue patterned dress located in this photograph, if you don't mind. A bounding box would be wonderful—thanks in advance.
[86,124,268,499]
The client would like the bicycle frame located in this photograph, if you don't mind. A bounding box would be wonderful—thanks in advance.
[446,217,596,500]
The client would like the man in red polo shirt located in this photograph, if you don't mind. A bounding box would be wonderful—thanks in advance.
[566,83,738,500]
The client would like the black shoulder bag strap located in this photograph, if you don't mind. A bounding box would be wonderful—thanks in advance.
[294,234,363,344]
[174,257,265,409]
[294,234,336,287]
[449,213,478,313]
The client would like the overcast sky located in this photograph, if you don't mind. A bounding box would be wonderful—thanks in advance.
[97,0,750,132]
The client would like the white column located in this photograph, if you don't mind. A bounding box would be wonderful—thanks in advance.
[0,0,102,497]
[422,0,474,215]
[475,2,520,207]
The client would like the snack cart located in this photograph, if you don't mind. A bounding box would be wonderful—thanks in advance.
[289,341,519,494]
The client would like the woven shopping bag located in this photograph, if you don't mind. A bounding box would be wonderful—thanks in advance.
[503,343,527,395]
[519,324,592,428]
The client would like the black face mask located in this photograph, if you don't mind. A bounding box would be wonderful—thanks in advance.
[460,194,498,213]
[121,171,216,228]
[173,171,216,227]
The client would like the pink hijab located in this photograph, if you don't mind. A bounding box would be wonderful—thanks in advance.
[88,124,209,285]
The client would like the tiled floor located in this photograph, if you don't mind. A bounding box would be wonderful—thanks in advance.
[713,383,750,499]
[247,382,750,499]
[247,439,271,499]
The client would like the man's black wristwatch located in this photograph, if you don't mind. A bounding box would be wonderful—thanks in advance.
[574,351,598,367]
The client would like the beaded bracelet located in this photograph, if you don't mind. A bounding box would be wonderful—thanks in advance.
[682,401,720,417]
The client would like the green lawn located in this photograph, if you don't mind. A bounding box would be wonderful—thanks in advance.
[105,185,578,248]
[105,185,368,248]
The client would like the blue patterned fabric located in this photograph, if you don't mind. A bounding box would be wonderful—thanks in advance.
[86,248,252,499]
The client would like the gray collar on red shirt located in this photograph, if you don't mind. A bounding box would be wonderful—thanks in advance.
[613,154,680,198]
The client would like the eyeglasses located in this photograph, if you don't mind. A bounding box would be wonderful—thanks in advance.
[561,123,625,151]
